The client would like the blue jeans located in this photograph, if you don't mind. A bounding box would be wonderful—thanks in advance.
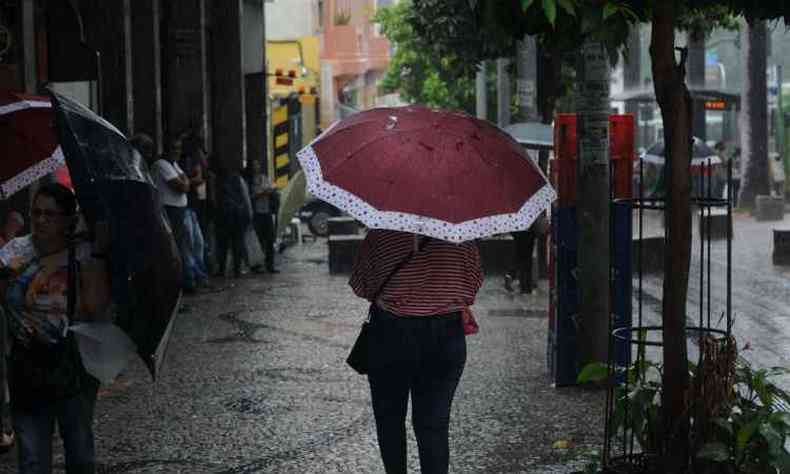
[366,305,466,474]
[184,209,209,282]
[12,383,99,474]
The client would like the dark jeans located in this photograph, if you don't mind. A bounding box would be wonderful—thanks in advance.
[510,230,535,292]
[12,380,99,474]
[216,217,248,276]
[366,305,466,474]
[253,213,276,270]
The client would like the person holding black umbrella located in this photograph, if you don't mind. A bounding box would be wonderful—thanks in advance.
[0,182,111,473]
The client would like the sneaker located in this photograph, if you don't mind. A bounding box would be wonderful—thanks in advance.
[0,430,14,454]
[504,274,514,292]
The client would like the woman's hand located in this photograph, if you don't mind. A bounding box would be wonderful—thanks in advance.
[81,220,112,320]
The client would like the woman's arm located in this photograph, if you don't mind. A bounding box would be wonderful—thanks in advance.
[79,221,112,320]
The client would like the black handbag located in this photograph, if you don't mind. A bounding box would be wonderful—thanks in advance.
[345,310,371,374]
[346,237,429,375]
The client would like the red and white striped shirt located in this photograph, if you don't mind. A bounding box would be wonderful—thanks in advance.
[349,229,483,317]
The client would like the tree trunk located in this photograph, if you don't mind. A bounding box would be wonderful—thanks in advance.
[650,2,691,472]
[738,18,771,209]
[576,38,611,366]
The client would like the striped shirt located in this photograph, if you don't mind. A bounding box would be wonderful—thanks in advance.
[349,230,483,317]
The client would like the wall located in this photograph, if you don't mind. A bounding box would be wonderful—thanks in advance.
[243,0,265,74]
[265,0,319,40]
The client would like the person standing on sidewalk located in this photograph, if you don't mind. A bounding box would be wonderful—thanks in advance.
[213,167,253,278]
[349,230,482,474]
[150,135,197,292]
[248,160,279,273]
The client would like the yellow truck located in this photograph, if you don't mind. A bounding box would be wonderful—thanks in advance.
[266,37,321,190]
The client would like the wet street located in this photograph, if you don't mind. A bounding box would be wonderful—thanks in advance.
[0,210,787,473]
[635,208,790,392]
[0,237,604,474]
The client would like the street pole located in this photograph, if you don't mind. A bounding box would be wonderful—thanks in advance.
[517,36,538,122]
[497,57,511,127]
[688,26,706,142]
[476,62,487,120]
[576,38,611,365]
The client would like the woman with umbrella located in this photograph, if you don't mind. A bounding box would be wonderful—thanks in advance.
[0,182,111,473]
[298,106,556,474]
[349,230,481,473]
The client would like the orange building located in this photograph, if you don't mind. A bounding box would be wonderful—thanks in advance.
[319,0,391,127]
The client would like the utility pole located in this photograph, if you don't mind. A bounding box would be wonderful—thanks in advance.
[497,57,511,127]
[576,39,611,365]
[688,26,706,142]
[476,62,487,120]
[517,36,538,122]
[624,25,641,147]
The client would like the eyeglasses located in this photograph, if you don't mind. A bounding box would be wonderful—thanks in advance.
[30,208,65,219]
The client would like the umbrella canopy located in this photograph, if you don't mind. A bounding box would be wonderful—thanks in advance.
[276,169,307,238]
[503,121,553,150]
[48,89,181,380]
[641,137,722,167]
[296,106,556,242]
[0,90,68,197]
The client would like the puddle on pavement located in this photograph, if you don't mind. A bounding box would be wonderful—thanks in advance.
[486,309,547,318]
[205,310,270,344]
[224,394,292,416]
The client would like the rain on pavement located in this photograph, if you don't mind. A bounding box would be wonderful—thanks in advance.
[633,208,790,393]
[0,209,787,473]
[0,233,603,474]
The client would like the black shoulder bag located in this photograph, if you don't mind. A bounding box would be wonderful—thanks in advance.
[346,236,428,374]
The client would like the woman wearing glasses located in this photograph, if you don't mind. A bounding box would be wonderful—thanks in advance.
[0,183,111,474]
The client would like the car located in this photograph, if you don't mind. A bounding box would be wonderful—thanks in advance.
[298,197,342,237]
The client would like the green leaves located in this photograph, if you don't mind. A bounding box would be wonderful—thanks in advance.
[557,0,575,16]
[577,362,608,384]
[736,419,759,452]
[543,0,557,26]
[522,0,568,28]
[602,2,618,20]
[697,442,730,462]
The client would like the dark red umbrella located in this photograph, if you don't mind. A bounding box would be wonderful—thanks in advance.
[297,106,556,242]
[0,90,70,197]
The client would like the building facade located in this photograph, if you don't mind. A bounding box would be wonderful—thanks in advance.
[0,0,266,172]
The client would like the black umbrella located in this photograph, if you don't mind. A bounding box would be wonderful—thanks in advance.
[47,88,181,380]
[641,137,721,167]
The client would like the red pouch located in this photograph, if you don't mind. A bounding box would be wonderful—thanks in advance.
[462,307,479,335]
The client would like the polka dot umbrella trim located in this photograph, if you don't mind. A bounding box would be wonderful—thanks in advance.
[297,106,557,243]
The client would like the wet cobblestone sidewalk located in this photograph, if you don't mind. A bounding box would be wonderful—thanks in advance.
[0,238,605,473]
